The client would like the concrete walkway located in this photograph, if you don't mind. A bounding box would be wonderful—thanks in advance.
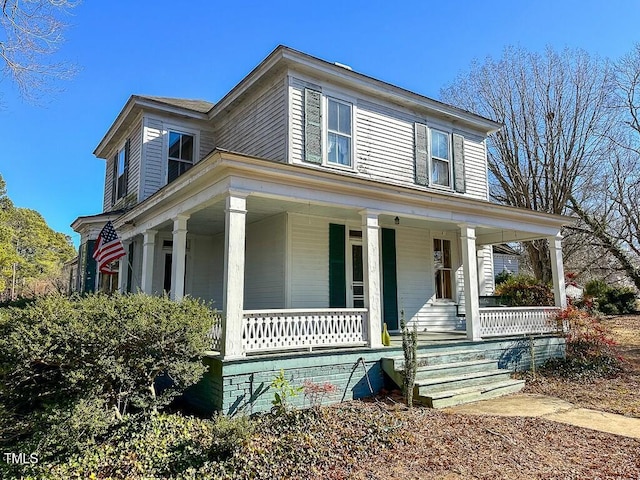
[446,393,640,439]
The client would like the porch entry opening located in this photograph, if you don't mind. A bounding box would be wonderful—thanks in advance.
[328,223,399,330]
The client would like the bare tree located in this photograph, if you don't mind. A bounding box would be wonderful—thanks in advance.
[441,46,615,283]
[0,0,78,101]
[568,44,640,290]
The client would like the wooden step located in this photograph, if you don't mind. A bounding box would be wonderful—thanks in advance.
[416,379,526,409]
[416,369,513,394]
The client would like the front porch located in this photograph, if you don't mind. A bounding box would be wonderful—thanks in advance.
[109,152,569,359]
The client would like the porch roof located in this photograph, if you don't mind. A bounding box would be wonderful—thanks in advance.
[111,150,573,243]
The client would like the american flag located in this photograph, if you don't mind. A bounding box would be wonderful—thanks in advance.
[93,221,126,274]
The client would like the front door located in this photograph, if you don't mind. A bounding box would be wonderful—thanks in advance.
[347,239,365,308]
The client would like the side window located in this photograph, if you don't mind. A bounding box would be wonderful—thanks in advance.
[326,98,352,167]
[433,238,452,300]
[167,131,194,184]
[111,139,129,204]
[430,129,451,187]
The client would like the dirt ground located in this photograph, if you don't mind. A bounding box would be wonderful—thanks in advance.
[317,314,640,479]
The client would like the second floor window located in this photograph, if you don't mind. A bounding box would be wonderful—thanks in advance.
[112,140,129,204]
[327,98,352,167]
[431,130,451,187]
[168,131,194,183]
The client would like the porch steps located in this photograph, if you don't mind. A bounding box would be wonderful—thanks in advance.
[381,349,525,408]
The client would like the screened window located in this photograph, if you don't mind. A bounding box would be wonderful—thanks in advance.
[431,130,450,187]
[167,131,194,183]
[327,98,352,166]
[433,238,452,299]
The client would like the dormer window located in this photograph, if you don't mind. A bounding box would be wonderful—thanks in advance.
[167,131,194,183]
[111,139,129,204]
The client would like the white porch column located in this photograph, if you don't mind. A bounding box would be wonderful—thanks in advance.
[361,210,383,348]
[460,224,481,341]
[117,240,130,293]
[549,234,567,308]
[222,194,247,358]
[171,215,190,301]
[140,230,157,295]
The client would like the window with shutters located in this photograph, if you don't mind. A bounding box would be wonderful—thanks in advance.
[430,129,451,187]
[167,130,194,184]
[111,140,129,204]
[433,238,452,300]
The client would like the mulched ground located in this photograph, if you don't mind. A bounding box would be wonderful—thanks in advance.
[309,314,640,479]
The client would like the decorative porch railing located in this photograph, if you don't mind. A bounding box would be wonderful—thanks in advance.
[207,311,224,352]
[479,307,562,337]
[242,308,368,353]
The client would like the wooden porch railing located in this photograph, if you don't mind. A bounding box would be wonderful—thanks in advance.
[241,308,368,353]
[479,306,561,337]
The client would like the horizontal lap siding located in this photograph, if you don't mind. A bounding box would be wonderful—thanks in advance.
[216,79,286,161]
[189,235,222,307]
[396,228,460,331]
[127,122,142,203]
[244,214,286,309]
[199,130,216,160]
[103,157,114,212]
[143,117,164,200]
[462,139,488,200]
[357,101,416,185]
[481,245,495,294]
[289,215,329,308]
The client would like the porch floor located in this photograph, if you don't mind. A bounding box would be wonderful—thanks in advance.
[388,331,468,347]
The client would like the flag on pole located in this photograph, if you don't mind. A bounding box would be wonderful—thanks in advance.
[93,221,126,274]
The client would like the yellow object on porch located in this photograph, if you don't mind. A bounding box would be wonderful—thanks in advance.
[382,323,391,346]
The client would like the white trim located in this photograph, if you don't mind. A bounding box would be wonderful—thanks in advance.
[428,127,454,191]
[161,122,201,186]
[285,212,292,308]
[322,91,357,172]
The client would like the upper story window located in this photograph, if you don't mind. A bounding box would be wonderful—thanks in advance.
[430,129,451,187]
[167,131,194,184]
[327,98,352,167]
[111,140,129,204]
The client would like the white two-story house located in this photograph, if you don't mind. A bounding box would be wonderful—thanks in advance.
[72,46,568,412]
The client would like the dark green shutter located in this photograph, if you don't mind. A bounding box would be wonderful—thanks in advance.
[83,240,97,293]
[123,138,130,197]
[111,156,117,205]
[452,133,466,193]
[415,123,429,185]
[126,241,134,293]
[304,88,322,164]
[329,223,346,308]
[381,228,399,330]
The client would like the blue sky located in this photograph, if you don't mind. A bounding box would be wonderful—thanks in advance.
[1,0,639,247]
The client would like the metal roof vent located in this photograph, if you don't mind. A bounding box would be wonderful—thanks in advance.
[334,62,353,71]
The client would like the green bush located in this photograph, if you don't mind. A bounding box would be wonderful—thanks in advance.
[494,274,554,306]
[584,279,637,315]
[494,269,512,286]
[0,293,218,468]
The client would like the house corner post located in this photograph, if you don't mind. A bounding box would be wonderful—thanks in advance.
[460,224,481,341]
[362,210,383,348]
[171,215,190,301]
[140,230,157,295]
[549,234,567,309]
[222,193,247,358]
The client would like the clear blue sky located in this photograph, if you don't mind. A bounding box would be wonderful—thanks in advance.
[1,0,639,248]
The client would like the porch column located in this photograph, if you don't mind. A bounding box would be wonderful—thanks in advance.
[117,239,130,293]
[361,210,383,348]
[171,215,190,301]
[222,193,247,358]
[140,230,157,294]
[460,224,481,340]
[549,234,567,308]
